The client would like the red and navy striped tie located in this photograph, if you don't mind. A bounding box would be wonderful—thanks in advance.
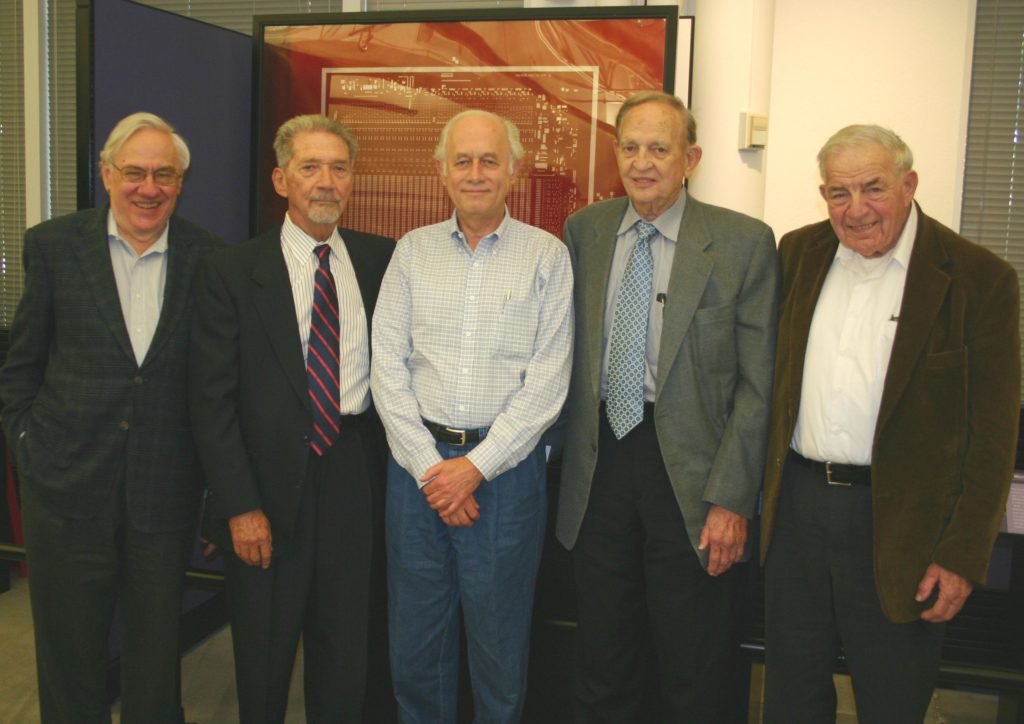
[307,243,341,455]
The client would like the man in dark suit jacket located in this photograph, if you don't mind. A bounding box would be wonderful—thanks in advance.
[555,91,779,721]
[189,114,394,722]
[0,112,221,722]
[760,124,1020,722]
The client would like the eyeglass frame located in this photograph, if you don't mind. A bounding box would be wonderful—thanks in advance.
[109,163,183,187]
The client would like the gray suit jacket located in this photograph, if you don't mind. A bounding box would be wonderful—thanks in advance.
[555,195,779,566]
[0,206,222,532]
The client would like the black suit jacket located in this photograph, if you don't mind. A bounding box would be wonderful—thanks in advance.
[189,225,395,546]
[0,206,222,532]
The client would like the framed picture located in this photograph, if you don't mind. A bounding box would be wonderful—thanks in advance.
[253,7,692,239]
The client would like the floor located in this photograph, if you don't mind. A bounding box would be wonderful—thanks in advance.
[0,572,306,723]
[0,569,1008,723]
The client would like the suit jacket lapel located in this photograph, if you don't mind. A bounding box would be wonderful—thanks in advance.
[875,208,950,434]
[142,219,195,367]
[782,227,838,407]
[344,231,377,340]
[73,207,135,363]
[251,234,310,408]
[583,201,625,400]
[655,198,713,400]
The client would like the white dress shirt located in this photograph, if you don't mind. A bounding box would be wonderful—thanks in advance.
[792,205,919,465]
[108,212,168,366]
[371,211,574,485]
[280,212,370,415]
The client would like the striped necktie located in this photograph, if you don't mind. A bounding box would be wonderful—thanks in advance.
[307,243,341,455]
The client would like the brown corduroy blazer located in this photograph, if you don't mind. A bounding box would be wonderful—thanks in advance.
[760,204,1020,623]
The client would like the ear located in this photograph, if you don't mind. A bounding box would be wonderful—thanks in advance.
[271,167,288,199]
[819,184,829,202]
[684,144,703,177]
[902,169,919,202]
[509,158,522,182]
[100,163,113,193]
[435,158,446,179]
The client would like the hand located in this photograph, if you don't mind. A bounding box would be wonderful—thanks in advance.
[440,494,481,528]
[698,504,748,576]
[916,563,973,623]
[422,457,484,516]
[228,509,273,569]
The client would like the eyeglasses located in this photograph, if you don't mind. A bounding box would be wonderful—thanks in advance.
[111,164,182,187]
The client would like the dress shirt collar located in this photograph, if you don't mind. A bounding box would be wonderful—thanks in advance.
[447,209,512,252]
[106,210,169,256]
[618,188,687,242]
[834,203,918,278]
[280,211,342,263]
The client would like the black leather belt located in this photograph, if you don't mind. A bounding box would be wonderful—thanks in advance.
[789,449,871,487]
[423,419,488,446]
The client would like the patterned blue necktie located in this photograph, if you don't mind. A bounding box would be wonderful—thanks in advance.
[606,220,657,439]
[307,244,341,456]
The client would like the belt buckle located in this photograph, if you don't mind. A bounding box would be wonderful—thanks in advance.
[446,427,467,446]
[825,461,851,487]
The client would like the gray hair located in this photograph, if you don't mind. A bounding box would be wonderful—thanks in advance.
[433,109,525,174]
[99,112,190,171]
[817,125,914,181]
[274,114,359,168]
[616,91,697,146]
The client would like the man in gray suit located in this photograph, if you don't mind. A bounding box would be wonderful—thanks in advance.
[0,112,221,723]
[556,91,779,721]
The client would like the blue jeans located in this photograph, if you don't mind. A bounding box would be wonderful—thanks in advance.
[386,441,547,724]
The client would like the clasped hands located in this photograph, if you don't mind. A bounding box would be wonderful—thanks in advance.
[421,456,484,527]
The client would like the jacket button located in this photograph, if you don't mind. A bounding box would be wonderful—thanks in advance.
[119,420,130,431]
[133,375,143,385]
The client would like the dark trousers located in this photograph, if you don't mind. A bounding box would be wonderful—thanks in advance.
[20,479,192,724]
[225,415,389,724]
[572,411,743,723]
[764,451,945,723]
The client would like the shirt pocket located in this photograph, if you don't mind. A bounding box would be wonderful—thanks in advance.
[495,298,540,361]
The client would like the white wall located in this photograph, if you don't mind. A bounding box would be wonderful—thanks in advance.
[687,0,775,221]
[762,0,976,238]
[23,0,977,237]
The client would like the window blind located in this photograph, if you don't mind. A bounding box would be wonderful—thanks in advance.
[0,1,26,331]
[961,0,1024,371]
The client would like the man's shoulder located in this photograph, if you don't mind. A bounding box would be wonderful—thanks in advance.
[566,197,627,227]
[400,218,450,243]
[25,207,105,245]
[919,209,1015,280]
[340,226,397,256]
[504,217,564,250]
[168,215,225,249]
[687,195,772,238]
[204,226,280,269]
[778,219,833,248]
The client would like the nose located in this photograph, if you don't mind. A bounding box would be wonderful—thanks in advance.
[314,163,334,185]
[632,147,653,169]
[137,174,162,195]
[847,190,869,217]
[467,160,484,180]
